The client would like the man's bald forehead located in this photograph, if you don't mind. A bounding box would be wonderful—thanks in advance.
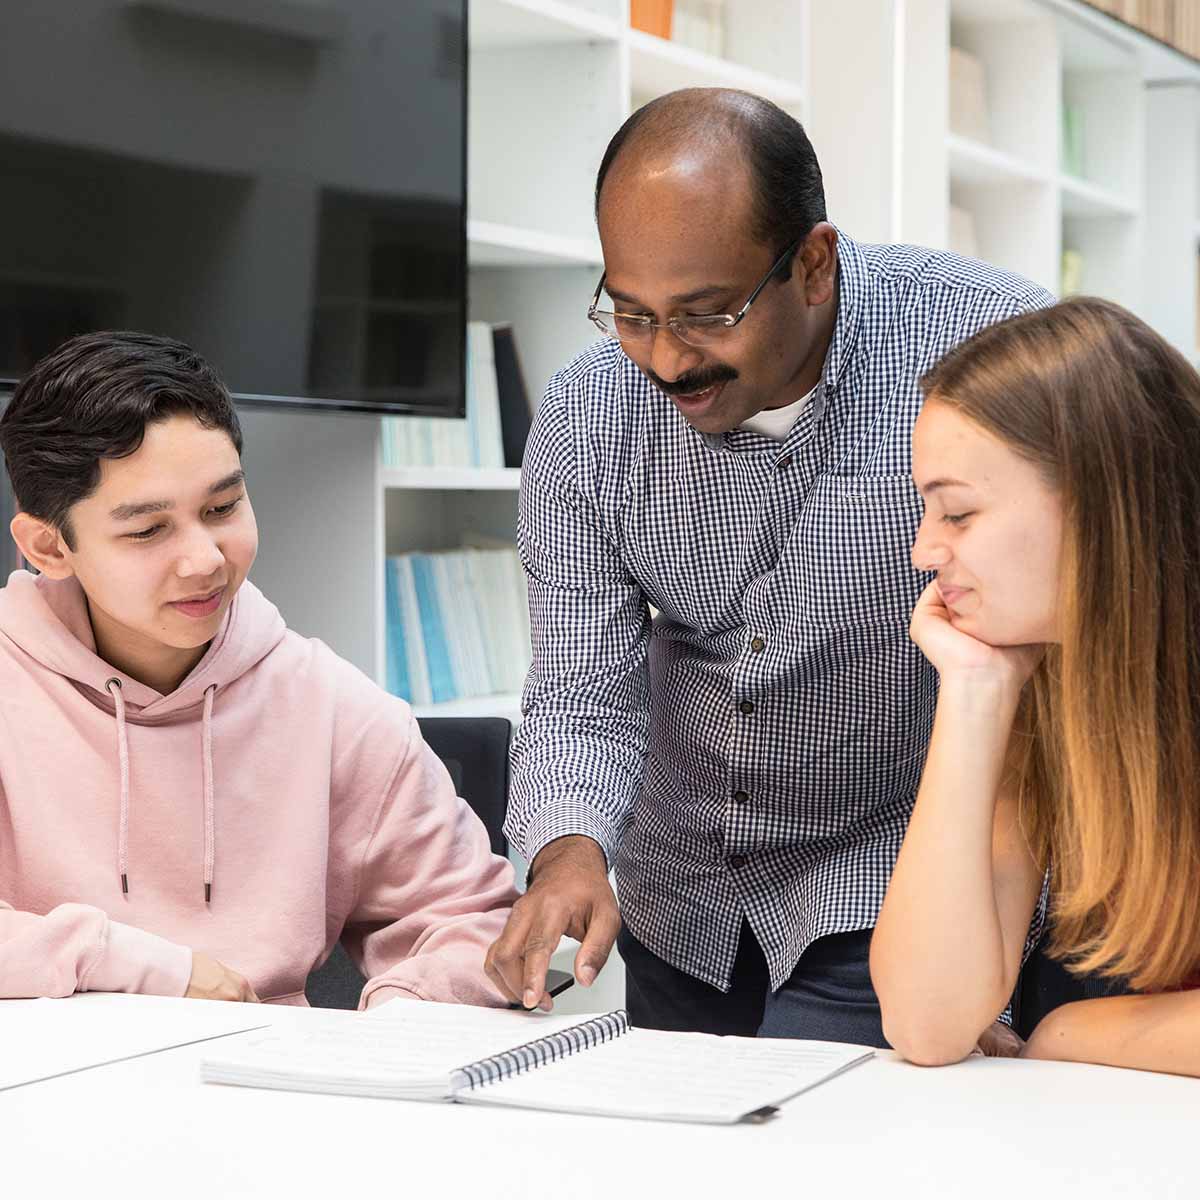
[597,89,761,209]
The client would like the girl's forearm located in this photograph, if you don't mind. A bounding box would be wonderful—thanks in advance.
[872,674,1025,1062]
[1024,991,1200,1077]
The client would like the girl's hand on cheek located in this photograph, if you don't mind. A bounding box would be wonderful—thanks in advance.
[909,581,1043,694]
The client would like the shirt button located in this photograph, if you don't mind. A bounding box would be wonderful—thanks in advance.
[729,854,748,870]
[777,454,793,470]
[750,636,766,653]
[733,790,750,804]
[738,699,755,715]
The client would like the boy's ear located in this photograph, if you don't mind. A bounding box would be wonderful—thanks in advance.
[11,513,75,579]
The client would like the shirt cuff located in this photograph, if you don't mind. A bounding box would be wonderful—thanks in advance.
[513,802,621,870]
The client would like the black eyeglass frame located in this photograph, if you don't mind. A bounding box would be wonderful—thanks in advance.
[587,237,802,345]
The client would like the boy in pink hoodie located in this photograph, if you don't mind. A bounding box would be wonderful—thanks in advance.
[0,330,520,1008]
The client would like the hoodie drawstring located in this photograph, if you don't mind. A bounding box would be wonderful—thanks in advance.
[106,678,131,896]
[106,677,218,905]
[201,684,217,904]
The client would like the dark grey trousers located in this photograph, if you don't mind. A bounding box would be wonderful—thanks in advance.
[619,920,888,1048]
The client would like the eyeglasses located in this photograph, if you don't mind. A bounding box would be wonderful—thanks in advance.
[587,238,801,349]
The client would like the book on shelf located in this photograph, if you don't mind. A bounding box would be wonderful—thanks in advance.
[385,545,531,706]
[630,0,673,39]
[672,0,725,57]
[466,322,504,470]
[948,47,990,145]
[492,324,532,470]
[1062,103,1086,179]
[201,1000,874,1125]
[1061,248,1085,297]
[382,321,533,470]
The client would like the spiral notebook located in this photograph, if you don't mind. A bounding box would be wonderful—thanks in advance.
[200,1001,873,1125]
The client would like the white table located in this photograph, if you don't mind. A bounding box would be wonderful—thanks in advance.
[3,995,1198,1199]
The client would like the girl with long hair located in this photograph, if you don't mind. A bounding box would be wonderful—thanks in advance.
[870,296,1200,1075]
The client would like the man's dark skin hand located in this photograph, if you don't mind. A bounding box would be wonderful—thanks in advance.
[485,835,621,1009]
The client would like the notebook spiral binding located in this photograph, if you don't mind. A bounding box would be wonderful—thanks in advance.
[456,1009,630,1090]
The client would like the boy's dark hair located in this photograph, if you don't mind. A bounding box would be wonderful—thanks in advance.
[0,330,242,549]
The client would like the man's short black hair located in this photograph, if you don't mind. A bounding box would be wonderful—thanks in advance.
[594,89,827,273]
[0,330,242,549]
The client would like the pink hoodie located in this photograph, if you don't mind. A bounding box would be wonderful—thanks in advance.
[0,570,518,1008]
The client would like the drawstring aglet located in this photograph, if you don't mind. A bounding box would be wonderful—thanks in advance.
[204,882,211,904]
[121,873,129,896]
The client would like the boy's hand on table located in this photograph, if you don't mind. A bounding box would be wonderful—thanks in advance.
[186,950,259,1002]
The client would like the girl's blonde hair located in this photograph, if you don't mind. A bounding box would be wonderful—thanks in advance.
[921,296,1200,991]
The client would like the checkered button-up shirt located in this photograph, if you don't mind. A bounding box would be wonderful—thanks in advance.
[506,231,1054,991]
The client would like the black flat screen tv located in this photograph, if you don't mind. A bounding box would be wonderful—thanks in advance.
[0,0,468,416]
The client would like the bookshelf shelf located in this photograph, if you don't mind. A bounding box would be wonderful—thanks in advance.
[1059,174,1139,219]
[411,692,524,723]
[628,30,806,109]
[467,220,603,268]
[947,135,1049,187]
[381,466,522,491]
[469,0,620,49]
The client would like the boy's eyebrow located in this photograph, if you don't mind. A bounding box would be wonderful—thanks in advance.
[108,470,246,521]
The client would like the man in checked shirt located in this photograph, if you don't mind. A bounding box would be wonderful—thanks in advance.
[484,88,1054,1046]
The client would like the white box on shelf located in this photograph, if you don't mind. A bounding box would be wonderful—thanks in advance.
[949,46,991,145]
[672,0,725,57]
[948,205,979,258]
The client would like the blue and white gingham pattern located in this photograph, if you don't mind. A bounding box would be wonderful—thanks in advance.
[507,231,1054,992]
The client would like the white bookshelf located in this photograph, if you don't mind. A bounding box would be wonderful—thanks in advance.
[467,220,603,269]
[628,29,806,108]
[381,466,521,491]
[1059,173,1139,218]
[947,134,1050,187]
[813,0,1200,318]
[470,0,621,48]
[410,692,524,723]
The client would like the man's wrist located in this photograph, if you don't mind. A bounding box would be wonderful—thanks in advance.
[529,834,607,884]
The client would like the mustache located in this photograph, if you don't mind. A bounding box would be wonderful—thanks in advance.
[648,365,738,396]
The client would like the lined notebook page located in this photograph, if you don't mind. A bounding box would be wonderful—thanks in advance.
[201,1002,595,1100]
[462,1029,874,1124]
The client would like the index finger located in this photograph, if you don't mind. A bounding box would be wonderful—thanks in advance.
[520,926,561,1010]
[485,905,540,1004]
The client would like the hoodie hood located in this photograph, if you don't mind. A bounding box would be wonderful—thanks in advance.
[0,570,287,901]
[0,570,286,717]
